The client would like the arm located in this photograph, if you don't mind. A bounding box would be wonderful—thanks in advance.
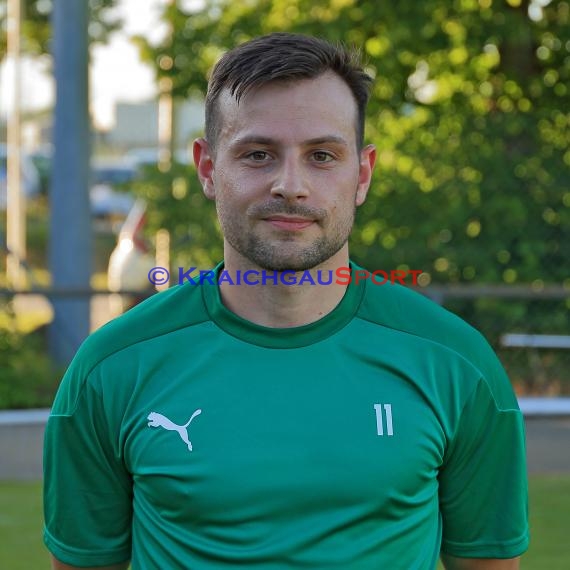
[441,555,520,569]
[438,380,529,562]
[52,558,130,570]
[44,380,133,567]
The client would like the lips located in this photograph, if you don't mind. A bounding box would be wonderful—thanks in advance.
[265,216,315,230]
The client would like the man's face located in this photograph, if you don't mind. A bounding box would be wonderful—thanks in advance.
[194,71,376,272]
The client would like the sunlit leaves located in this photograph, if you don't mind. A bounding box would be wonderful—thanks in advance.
[0,0,121,59]
[134,0,568,285]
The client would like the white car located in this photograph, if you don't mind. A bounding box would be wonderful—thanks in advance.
[107,199,156,315]
[90,160,137,218]
[124,147,190,168]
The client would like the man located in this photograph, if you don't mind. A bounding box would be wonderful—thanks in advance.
[44,33,529,569]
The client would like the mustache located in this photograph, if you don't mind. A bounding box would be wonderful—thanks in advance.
[248,203,327,221]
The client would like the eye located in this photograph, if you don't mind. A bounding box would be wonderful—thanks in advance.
[246,151,271,161]
[311,151,334,163]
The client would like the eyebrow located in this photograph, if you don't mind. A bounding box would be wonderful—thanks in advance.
[231,135,349,148]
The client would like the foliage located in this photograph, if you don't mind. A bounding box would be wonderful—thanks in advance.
[444,296,570,394]
[0,0,121,60]
[132,162,222,269]
[0,307,61,409]
[135,0,569,286]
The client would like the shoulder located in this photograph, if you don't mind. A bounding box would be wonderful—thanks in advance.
[51,283,209,413]
[356,271,518,410]
[86,282,208,366]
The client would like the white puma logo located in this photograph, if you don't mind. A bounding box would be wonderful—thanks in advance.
[147,409,202,452]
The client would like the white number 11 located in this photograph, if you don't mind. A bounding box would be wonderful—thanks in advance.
[374,403,394,436]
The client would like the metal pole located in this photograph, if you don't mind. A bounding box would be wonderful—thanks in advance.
[158,76,174,169]
[48,0,92,365]
[155,228,170,292]
[6,0,26,289]
[158,0,176,171]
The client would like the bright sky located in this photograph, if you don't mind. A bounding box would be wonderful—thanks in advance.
[90,0,166,128]
[0,0,196,130]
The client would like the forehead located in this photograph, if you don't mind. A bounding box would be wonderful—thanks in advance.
[216,72,359,147]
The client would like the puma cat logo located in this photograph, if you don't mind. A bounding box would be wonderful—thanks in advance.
[147,409,202,452]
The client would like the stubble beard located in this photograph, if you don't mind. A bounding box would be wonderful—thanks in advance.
[218,201,357,272]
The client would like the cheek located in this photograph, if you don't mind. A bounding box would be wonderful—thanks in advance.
[213,168,238,203]
[326,197,355,227]
[331,175,360,208]
[215,165,260,199]
[211,173,252,225]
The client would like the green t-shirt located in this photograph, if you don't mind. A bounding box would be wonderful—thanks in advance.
[43,261,529,569]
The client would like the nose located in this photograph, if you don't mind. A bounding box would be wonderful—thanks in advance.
[270,155,309,200]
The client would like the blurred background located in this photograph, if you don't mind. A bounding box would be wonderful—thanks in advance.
[0,0,568,568]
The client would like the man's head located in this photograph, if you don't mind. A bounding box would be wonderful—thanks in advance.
[194,33,376,273]
[205,33,373,153]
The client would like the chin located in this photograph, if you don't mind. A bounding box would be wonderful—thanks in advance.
[250,250,338,273]
[228,231,349,273]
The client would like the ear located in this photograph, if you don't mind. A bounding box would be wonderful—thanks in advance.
[193,137,216,200]
[355,144,376,207]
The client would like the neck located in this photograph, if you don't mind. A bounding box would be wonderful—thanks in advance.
[219,248,350,328]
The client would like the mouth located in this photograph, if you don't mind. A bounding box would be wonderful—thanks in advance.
[264,216,316,231]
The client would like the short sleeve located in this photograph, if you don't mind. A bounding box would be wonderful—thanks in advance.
[438,378,529,558]
[439,372,529,558]
[43,368,133,567]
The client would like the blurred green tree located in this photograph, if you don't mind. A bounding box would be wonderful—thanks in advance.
[133,161,222,271]
[135,0,569,286]
[0,0,121,59]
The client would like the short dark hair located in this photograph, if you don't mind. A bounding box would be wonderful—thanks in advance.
[205,32,373,151]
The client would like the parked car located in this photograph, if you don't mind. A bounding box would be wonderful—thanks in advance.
[107,198,155,315]
[124,147,190,168]
[1,148,141,219]
[90,160,138,218]
[0,144,41,210]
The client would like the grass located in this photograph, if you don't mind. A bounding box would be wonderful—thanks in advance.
[524,475,570,569]
[0,481,49,569]
[0,476,568,569]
